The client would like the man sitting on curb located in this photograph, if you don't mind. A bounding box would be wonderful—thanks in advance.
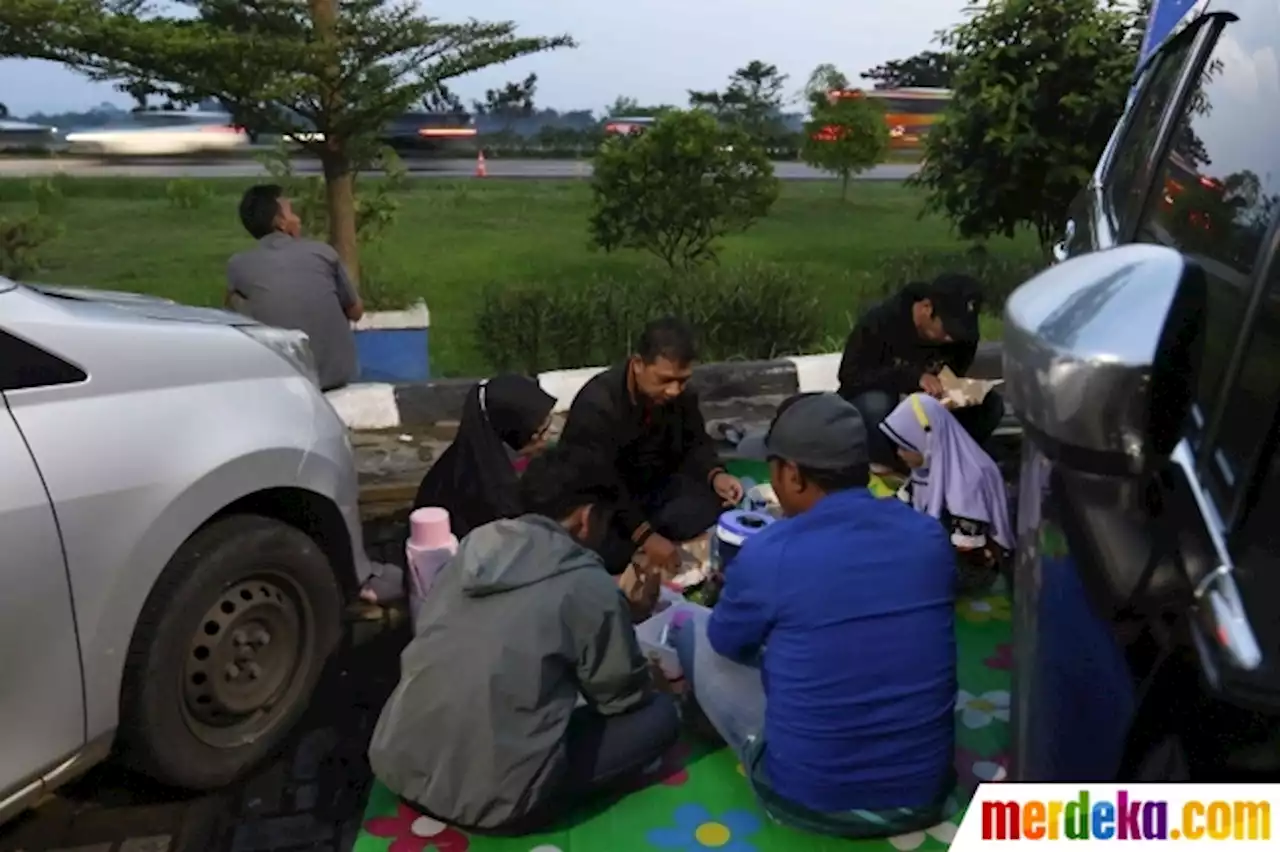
[836,273,1001,470]
[368,443,679,836]
[226,184,364,391]
[559,316,743,575]
[671,392,958,838]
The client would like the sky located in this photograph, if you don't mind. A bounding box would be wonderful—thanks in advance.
[0,0,968,116]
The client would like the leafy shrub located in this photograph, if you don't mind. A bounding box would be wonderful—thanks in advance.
[28,174,70,216]
[875,247,1045,317]
[0,215,61,280]
[473,261,823,373]
[589,109,780,269]
[911,0,1138,252]
[166,177,211,210]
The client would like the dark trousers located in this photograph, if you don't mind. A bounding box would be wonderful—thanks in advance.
[479,693,681,835]
[848,389,1005,469]
[598,473,725,574]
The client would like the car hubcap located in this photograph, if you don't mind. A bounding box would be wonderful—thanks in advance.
[182,575,313,748]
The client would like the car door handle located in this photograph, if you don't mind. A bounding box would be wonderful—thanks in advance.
[1195,565,1262,671]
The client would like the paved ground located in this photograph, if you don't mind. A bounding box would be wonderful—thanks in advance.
[0,620,409,852]
[0,157,919,181]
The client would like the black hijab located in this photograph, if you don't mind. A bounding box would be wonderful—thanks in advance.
[413,374,556,538]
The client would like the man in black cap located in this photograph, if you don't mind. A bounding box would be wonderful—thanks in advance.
[669,393,957,838]
[837,273,1002,469]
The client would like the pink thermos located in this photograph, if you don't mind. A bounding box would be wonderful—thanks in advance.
[405,507,458,610]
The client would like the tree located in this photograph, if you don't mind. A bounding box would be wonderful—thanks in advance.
[860,50,957,89]
[421,81,463,114]
[0,0,572,282]
[801,95,890,201]
[799,63,849,106]
[474,72,537,131]
[0,102,8,118]
[589,109,779,269]
[910,0,1138,253]
[689,60,788,141]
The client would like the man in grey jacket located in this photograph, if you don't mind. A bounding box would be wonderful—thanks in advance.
[368,444,680,835]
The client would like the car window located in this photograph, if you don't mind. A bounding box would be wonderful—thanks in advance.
[1133,11,1280,493]
[1214,274,1280,522]
[1104,29,1200,232]
[0,331,87,390]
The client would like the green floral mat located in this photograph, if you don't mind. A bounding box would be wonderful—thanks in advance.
[354,461,1011,852]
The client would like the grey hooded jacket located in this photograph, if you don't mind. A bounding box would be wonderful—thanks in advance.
[367,515,651,830]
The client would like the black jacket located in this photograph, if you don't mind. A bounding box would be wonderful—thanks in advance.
[559,363,722,539]
[837,289,978,400]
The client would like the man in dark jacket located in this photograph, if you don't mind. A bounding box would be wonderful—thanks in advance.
[368,444,679,835]
[559,316,743,574]
[837,274,1002,468]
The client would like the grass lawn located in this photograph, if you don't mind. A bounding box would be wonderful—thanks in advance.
[0,178,1039,376]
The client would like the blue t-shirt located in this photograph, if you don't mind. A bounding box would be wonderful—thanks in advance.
[707,487,957,813]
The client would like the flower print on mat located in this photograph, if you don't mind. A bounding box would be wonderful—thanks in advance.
[364,803,470,852]
[956,689,1010,729]
[648,803,762,851]
[888,819,959,851]
[958,595,1010,623]
[955,746,1009,788]
[983,642,1012,670]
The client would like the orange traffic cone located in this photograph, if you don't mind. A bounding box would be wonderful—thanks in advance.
[475,150,487,178]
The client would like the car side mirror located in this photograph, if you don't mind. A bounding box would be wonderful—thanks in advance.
[1002,244,1206,476]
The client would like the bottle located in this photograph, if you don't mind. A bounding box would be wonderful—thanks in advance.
[405,507,458,623]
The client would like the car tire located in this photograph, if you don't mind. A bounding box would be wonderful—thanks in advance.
[117,514,343,789]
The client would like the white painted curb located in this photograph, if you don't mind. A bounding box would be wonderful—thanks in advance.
[326,382,399,430]
[787,353,841,393]
[537,366,608,412]
[328,352,845,431]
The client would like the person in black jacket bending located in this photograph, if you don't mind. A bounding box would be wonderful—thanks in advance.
[837,274,1003,469]
[559,317,744,575]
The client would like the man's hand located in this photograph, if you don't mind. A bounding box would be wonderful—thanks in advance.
[642,532,681,571]
[919,373,945,397]
[712,472,744,506]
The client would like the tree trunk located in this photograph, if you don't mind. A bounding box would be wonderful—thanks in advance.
[308,0,359,284]
[840,171,850,202]
[321,152,360,285]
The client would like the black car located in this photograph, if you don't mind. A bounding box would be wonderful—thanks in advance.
[1009,0,1280,782]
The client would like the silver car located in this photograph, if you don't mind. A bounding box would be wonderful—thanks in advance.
[0,279,370,823]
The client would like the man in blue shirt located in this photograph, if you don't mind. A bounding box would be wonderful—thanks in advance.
[671,393,957,838]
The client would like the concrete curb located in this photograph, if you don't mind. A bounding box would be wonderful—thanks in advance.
[326,343,1003,431]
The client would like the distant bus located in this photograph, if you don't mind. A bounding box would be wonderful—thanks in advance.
[819,87,951,148]
[603,116,657,137]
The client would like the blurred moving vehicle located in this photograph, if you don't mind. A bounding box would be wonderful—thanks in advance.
[0,279,371,824]
[818,88,950,148]
[64,111,248,156]
[0,118,58,151]
[1011,0,1280,784]
[603,115,656,138]
[381,111,477,154]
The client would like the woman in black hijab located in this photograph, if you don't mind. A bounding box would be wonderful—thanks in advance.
[413,375,557,538]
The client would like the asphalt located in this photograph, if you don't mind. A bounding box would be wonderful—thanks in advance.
[0,157,919,181]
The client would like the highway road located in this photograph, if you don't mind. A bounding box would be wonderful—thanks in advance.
[0,157,920,180]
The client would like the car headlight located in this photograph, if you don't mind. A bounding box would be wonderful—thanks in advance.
[240,325,321,387]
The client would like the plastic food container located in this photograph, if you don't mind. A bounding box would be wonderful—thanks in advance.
[715,509,775,570]
[634,588,708,680]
